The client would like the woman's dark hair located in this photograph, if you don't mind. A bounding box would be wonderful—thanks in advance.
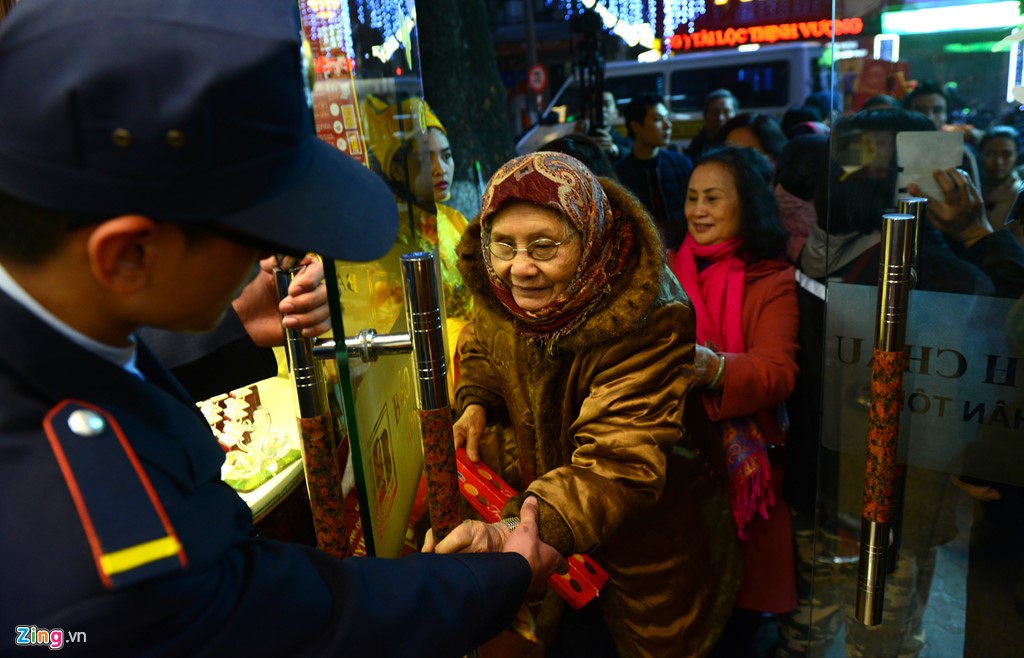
[781,104,823,138]
[712,112,789,162]
[623,92,662,138]
[696,146,787,262]
[978,124,1022,157]
[861,94,900,111]
[776,134,830,202]
[539,134,618,179]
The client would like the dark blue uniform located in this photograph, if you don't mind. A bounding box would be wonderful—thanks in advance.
[0,288,529,656]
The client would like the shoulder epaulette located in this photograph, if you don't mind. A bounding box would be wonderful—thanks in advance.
[43,400,188,589]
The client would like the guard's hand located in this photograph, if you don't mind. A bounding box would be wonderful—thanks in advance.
[233,255,329,346]
[421,498,568,594]
[453,404,487,462]
[279,257,330,338]
[501,497,569,593]
[908,168,993,248]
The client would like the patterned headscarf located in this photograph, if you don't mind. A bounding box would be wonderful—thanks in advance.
[478,152,635,350]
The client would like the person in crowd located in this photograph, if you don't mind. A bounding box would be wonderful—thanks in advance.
[362,96,474,395]
[583,90,632,165]
[427,151,742,658]
[775,133,830,262]
[977,125,1024,244]
[538,133,619,179]
[904,81,951,132]
[615,92,694,250]
[0,1,568,655]
[905,80,983,188]
[804,89,842,126]
[779,107,1024,658]
[669,146,800,657]
[780,104,824,139]
[713,112,789,173]
[685,88,739,161]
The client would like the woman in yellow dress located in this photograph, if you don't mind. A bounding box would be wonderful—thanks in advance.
[362,96,473,396]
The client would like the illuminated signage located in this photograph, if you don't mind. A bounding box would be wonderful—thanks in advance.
[670,17,864,51]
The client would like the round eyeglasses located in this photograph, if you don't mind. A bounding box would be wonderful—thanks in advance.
[487,234,575,261]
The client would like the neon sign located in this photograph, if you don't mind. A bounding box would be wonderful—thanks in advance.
[671,17,863,51]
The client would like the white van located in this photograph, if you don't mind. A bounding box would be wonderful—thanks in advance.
[516,41,827,154]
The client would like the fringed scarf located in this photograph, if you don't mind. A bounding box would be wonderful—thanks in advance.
[672,234,774,540]
[478,152,635,353]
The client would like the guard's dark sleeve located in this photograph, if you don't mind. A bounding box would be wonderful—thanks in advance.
[138,308,278,401]
[42,538,531,657]
[303,546,532,657]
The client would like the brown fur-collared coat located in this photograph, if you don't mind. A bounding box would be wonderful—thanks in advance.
[455,179,742,658]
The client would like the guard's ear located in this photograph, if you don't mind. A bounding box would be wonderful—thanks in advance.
[85,215,160,294]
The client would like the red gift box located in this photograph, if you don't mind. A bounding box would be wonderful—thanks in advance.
[455,448,608,609]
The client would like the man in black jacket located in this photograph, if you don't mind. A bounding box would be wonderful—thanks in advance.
[614,92,694,250]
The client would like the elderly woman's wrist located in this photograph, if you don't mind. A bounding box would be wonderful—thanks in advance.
[707,353,726,390]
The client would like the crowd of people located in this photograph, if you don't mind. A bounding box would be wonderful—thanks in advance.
[3,0,1024,656]
[431,82,1024,656]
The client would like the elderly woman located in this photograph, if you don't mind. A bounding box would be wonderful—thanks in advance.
[426,151,741,657]
[670,146,799,657]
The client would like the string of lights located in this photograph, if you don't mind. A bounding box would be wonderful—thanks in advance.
[545,0,709,43]
[301,0,356,60]
[300,0,413,67]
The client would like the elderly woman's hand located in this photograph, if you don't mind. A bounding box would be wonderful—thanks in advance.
[907,168,993,248]
[421,516,508,554]
[453,403,487,462]
[422,498,568,593]
[695,344,724,389]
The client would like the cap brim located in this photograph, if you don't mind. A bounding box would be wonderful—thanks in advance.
[217,138,398,263]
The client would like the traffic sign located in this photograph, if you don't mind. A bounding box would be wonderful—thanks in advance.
[527,63,548,93]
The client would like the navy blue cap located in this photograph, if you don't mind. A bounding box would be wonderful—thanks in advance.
[0,0,398,262]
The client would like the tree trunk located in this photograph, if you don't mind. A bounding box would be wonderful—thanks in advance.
[417,0,514,191]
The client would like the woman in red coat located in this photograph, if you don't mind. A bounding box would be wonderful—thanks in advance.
[671,146,800,657]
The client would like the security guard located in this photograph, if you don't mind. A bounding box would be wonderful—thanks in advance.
[0,0,565,655]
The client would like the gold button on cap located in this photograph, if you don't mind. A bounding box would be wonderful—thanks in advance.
[166,129,185,148]
[112,128,133,147]
[67,409,106,436]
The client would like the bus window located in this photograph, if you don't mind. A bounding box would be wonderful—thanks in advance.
[605,73,664,107]
[669,60,792,112]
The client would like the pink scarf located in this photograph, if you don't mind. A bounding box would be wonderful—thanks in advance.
[672,234,775,540]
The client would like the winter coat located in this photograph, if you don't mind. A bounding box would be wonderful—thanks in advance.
[454,180,742,658]
[685,261,799,614]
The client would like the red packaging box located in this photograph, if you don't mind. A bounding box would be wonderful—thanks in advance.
[455,448,608,609]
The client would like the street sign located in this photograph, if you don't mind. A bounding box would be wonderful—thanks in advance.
[527,63,548,93]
